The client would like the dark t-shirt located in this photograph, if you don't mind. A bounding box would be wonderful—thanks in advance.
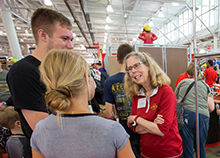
[7,55,48,139]
[104,72,140,141]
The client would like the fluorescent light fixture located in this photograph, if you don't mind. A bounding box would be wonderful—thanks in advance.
[106,16,112,23]
[172,2,179,6]
[149,20,154,27]
[103,44,106,49]
[44,0,53,6]
[16,27,21,30]
[72,33,76,37]
[20,39,24,42]
[105,25,110,30]
[107,5,114,13]
[158,10,164,18]
[199,49,206,54]
[75,37,79,41]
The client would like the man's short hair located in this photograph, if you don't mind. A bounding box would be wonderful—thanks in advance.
[31,8,73,44]
[207,59,213,67]
[117,44,135,64]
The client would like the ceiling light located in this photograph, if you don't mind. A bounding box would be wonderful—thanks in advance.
[107,5,114,13]
[149,20,154,27]
[44,0,53,6]
[104,33,108,36]
[0,30,3,35]
[25,30,28,34]
[158,10,164,18]
[75,37,79,41]
[103,45,106,49]
[105,25,110,30]
[133,38,137,42]
[16,27,21,30]
[106,16,112,23]
[124,13,128,18]
[20,39,24,42]
[199,49,206,54]
[72,33,76,38]
[172,2,179,6]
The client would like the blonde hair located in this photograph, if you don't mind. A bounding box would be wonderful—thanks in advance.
[124,52,171,97]
[40,49,90,113]
[0,106,20,129]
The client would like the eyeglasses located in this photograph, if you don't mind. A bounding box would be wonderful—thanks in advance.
[126,62,143,73]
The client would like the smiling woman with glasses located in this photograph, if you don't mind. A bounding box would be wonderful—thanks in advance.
[125,62,143,73]
[124,51,183,158]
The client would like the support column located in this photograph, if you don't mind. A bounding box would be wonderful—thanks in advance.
[214,36,218,52]
[0,0,22,59]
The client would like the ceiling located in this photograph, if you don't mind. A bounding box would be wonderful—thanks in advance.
[0,0,204,61]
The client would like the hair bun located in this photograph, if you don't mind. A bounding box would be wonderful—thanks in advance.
[55,86,72,97]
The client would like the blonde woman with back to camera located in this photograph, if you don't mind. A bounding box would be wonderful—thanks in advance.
[124,52,183,158]
[30,49,135,158]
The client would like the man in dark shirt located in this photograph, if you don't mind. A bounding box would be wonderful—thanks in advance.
[7,8,73,156]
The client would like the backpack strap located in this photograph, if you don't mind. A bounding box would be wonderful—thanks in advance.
[180,81,195,103]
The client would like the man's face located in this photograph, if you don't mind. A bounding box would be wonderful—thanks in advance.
[47,23,74,50]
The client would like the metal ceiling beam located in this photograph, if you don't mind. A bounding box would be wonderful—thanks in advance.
[187,4,216,38]
[64,0,91,47]
[79,0,95,44]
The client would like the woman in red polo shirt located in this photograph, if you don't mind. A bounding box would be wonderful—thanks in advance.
[124,52,182,158]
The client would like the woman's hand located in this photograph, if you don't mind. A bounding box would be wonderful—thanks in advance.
[154,114,164,124]
[127,115,137,127]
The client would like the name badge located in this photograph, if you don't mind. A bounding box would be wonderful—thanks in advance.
[137,98,146,108]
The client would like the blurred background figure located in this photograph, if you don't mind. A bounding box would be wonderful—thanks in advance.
[91,59,107,73]
[0,61,10,103]
[175,69,215,158]
[175,62,194,89]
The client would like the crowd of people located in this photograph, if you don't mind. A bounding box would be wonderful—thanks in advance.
[0,7,220,158]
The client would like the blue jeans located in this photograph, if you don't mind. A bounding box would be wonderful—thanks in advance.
[179,109,209,158]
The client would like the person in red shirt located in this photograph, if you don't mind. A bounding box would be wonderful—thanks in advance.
[175,62,194,89]
[138,25,158,44]
[124,52,182,158]
[203,59,217,87]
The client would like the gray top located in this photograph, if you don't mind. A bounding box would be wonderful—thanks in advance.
[31,113,129,158]
[175,79,213,117]
[6,135,31,158]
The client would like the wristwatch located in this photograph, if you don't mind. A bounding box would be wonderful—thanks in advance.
[132,116,139,126]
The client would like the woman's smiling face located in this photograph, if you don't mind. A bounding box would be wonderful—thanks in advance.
[126,55,150,86]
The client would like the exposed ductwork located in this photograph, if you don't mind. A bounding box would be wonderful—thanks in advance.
[64,0,91,47]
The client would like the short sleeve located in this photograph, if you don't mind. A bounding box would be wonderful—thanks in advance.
[111,122,129,152]
[30,123,41,153]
